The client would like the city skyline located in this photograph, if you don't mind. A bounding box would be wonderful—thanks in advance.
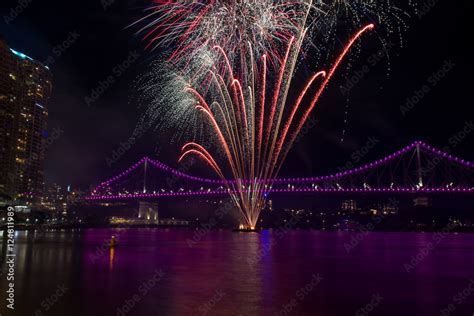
[1,1,474,316]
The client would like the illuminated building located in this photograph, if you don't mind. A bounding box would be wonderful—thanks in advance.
[138,201,159,224]
[38,183,62,211]
[341,200,358,212]
[0,38,52,198]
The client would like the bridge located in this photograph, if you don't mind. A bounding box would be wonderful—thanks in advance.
[86,141,474,201]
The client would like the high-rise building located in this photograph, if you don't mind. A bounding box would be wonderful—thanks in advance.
[0,38,52,198]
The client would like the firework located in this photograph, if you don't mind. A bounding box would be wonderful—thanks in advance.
[133,0,414,228]
[176,25,374,228]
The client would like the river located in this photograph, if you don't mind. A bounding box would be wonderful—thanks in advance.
[1,229,473,315]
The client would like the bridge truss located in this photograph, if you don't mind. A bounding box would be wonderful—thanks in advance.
[87,141,474,201]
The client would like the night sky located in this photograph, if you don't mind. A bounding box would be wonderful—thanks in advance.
[1,0,472,189]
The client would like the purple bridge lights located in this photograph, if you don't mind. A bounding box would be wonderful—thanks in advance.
[86,141,474,201]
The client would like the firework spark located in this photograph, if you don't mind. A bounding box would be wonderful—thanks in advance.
[131,0,311,70]
[132,1,412,72]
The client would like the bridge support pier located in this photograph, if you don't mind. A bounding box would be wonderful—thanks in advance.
[138,201,159,224]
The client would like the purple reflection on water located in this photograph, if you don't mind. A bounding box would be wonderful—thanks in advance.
[1,229,474,315]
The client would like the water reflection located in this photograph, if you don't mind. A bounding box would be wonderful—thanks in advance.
[1,229,474,316]
[109,247,115,271]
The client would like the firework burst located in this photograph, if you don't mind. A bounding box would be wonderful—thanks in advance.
[133,0,415,228]
[175,25,374,228]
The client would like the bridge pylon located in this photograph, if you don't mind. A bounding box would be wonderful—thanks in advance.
[416,142,423,187]
[143,159,148,194]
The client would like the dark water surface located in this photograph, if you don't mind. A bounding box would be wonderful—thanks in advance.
[1,229,474,316]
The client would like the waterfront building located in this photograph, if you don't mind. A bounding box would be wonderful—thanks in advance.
[0,38,52,198]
